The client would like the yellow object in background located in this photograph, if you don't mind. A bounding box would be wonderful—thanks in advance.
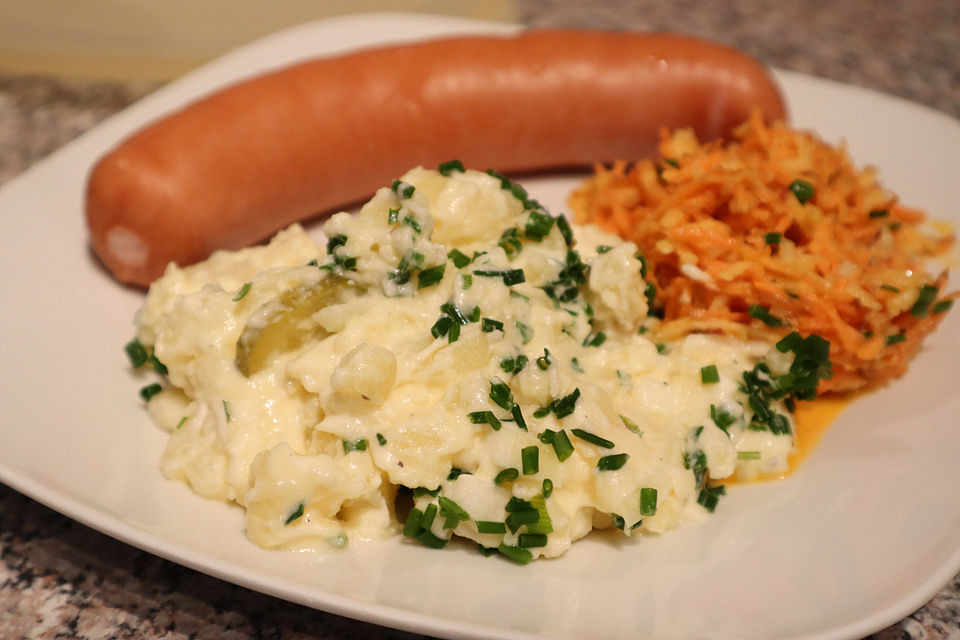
[0,0,518,80]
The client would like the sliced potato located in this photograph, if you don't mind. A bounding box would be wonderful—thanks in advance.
[236,276,357,376]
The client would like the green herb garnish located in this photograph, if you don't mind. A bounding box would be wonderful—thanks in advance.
[571,428,614,449]
[522,446,539,475]
[417,264,446,289]
[748,304,787,327]
[700,364,720,384]
[233,282,252,301]
[284,502,305,525]
[597,453,629,471]
[342,438,368,453]
[438,159,465,175]
[640,487,658,516]
[789,179,815,204]
[495,468,520,486]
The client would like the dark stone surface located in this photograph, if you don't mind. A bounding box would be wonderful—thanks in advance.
[1,2,957,638]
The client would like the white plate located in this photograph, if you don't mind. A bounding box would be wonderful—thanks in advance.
[1,12,958,640]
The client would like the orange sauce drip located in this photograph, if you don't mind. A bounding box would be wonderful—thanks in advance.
[722,394,854,485]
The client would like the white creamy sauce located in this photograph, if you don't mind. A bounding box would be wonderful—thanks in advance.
[137,167,797,560]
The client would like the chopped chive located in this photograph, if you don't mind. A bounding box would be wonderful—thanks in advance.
[738,451,761,460]
[438,496,470,529]
[517,533,547,548]
[412,486,441,499]
[402,507,423,537]
[597,453,629,471]
[697,485,726,513]
[684,450,707,474]
[431,315,453,339]
[284,502,305,525]
[789,179,815,204]
[880,284,900,293]
[535,349,552,370]
[476,520,506,534]
[498,228,523,259]
[498,543,533,564]
[415,530,449,549]
[495,468,519,486]
[546,429,574,462]
[502,269,525,286]
[775,331,803,353]
[619,414,642,435]
[460,273,473,290]
[222,399,231,422]
[417,264,446,289]
[596,245,613,254]
[342,438,368,454]
[710,404,736,432]
[447,467,469,481]
[639,487,658,516]
[440,302,468,325]
[147,354,167,376]
[233,282,252,301]
[477,544,498,557]
[522,446,539,475]
[886,333,906,346]
[387,207,400,224]
[505,497,534,512]
[571,428,615,449]
[438,159,465,175]
[582,331,607,347]
[748,304,787,327]
[556,215,574,246]
[910,284,938,317]
[125,338,148,368]
[391,179,415,199]
[468,305,481,322]
[515,321,534,344]
[869,208,889,218]
[447,248,472,268]
[505,508,540,533]
[376,432,388,446]
[693,425,704,439]
[420,503,438,530]
[175,416,188,430]
[764,232,782,245]
[541,478,553,498]
[610,513,626,530]
[571,357,585,373]
[481,318,504,333]
[511,404,527,431]
[933,299,953,314]
[468,410,502,431]
[489,378,514,411]
[326,234,347,253]
[700,364,720,384]
[500,354,529,375]
[550,388,581,418]
[402,216,422,233]
[524,211,555,241]
[532,406,551,419]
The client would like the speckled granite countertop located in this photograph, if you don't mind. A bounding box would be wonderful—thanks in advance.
[1,1,958,638]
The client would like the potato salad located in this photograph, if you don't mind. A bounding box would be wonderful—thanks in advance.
[129,164,830,562]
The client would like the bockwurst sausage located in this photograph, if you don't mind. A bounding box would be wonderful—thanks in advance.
[86,30,787,287]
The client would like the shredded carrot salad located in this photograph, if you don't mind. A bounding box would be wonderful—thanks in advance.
[570,112,955,392]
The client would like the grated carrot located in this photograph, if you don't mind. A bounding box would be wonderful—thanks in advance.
[570,112,955,392]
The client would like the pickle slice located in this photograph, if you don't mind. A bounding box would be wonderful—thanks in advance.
[236,276,356,376]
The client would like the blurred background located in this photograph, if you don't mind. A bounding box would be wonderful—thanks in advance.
[0,1,957,639]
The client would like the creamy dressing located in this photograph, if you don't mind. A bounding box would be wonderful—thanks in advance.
[136,167,802,560]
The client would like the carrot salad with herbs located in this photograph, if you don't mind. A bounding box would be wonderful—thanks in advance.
[570,112,955,392]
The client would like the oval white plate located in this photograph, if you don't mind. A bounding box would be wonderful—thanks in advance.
[1,12,958,640]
